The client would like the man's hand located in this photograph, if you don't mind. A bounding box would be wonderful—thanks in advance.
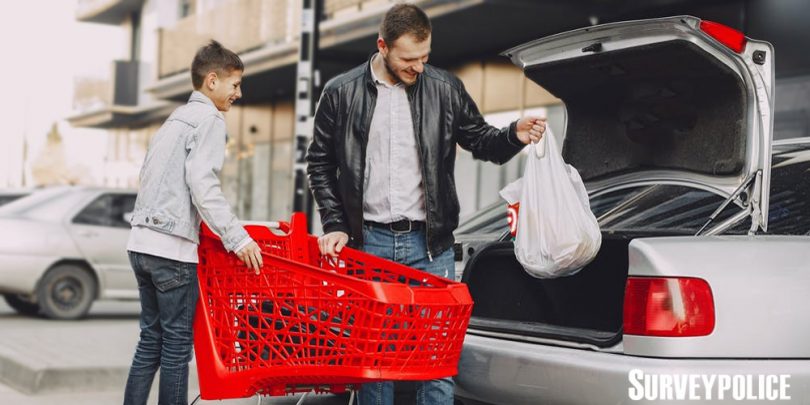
[236,241,263,274]
[318,231,349,258]
[516,117,546,145]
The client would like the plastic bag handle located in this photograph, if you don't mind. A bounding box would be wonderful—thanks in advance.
[534,123,551,159]
[534,135,546,158]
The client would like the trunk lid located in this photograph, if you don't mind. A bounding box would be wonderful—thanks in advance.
[503,16,774,232]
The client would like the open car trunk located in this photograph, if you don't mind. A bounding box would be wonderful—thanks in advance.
[462,237,630,347]
[464,17,773,346]
[533,40,746,182]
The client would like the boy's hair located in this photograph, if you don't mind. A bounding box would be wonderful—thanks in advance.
[190,40,244,90]
[379,3,432,46]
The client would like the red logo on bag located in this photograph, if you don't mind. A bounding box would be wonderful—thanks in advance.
[507,203,520,237]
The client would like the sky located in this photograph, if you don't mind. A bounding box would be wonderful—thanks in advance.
[0,0,124,188]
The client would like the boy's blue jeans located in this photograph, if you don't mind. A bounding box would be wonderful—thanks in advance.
[358,223,456,405]
[123,252,199,405]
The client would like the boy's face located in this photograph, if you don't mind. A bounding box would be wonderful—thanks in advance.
[207,69,243,112]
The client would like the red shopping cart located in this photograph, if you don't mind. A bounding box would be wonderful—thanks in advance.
[193,213,473,400]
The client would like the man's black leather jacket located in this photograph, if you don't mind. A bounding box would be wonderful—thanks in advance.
[306,58,525,258]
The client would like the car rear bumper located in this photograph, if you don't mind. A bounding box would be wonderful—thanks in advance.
[0,253,56,294]
[456,333,810,405]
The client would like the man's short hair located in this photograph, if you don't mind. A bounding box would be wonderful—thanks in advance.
[380,3,432,46]
[190,40,244,90]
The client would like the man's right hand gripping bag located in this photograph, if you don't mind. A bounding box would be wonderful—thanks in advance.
[501,132,601,278]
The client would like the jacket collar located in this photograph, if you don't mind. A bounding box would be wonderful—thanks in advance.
[189,90,216,107]
[188,90,224,118]
[368,55,386,86]
[364,54,378,90]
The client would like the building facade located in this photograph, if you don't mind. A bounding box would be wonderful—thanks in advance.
[68,0,810,225]
[68,0,568,225]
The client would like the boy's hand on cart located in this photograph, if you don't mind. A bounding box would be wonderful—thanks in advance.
[319,231,349,258]
[237,241,263,274]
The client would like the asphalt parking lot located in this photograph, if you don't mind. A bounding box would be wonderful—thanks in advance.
[0,299,356,405]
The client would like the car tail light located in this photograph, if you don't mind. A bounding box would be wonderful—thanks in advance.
[623,277,715,337]
[507,203,519,237]
[699,20,747,53]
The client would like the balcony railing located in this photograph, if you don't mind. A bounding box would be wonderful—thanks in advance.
[73,76,112,113]
[157,0,411,78]
[324,0,393,18]
[73,60,139,113]
[76,0,144,25]
[159,0,301,78]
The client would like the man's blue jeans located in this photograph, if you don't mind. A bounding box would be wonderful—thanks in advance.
[123,252,199,405]
[358,224,455,405]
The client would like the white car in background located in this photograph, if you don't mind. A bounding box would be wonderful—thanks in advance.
[0,187,138,319]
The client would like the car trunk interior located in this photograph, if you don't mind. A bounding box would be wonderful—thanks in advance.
[463,39,750,346]
[463,237,630,347]
[525,39,747,181]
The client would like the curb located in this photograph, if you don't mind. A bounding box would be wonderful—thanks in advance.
[0,352,199,394]
[0,350,128,394]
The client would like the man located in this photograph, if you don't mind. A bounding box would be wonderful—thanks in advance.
[306,4,545,405]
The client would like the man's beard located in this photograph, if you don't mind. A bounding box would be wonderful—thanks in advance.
[382,53,417,85]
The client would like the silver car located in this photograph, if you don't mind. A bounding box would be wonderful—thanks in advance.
[0,186,138,319]
[455,16,810,404]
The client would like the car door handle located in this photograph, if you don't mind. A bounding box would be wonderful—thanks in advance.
[78,230,99,238]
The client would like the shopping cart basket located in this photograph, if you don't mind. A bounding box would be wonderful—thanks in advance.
[193,213,473,400]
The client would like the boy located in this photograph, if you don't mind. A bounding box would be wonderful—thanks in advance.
[123,40,262,405]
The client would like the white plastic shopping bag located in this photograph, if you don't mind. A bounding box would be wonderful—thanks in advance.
[499,129,601,278]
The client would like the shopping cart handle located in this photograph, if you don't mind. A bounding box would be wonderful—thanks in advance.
[241,220,291,233]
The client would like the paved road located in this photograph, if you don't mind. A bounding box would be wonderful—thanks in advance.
[0,299,356,405]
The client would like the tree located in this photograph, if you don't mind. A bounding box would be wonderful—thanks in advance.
[31,122,70,185]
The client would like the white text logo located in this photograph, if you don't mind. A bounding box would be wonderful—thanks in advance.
[628,369,791,401]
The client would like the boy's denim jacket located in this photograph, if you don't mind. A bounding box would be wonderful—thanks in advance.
[129,91,249,252]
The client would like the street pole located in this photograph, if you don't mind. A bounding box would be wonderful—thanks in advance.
[292,0,322,232]
[21,99,29,187]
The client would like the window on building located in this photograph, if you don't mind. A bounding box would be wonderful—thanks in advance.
[179,0,196,18]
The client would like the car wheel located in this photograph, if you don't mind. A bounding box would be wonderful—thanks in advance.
[3,294,41,316]
[36,264,96,320]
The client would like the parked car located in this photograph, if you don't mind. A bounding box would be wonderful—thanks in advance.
[0,189,32,206]
[453,16,810,404]
[0,186,138,319]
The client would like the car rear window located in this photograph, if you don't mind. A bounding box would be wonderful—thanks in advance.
[596,185,733,234]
